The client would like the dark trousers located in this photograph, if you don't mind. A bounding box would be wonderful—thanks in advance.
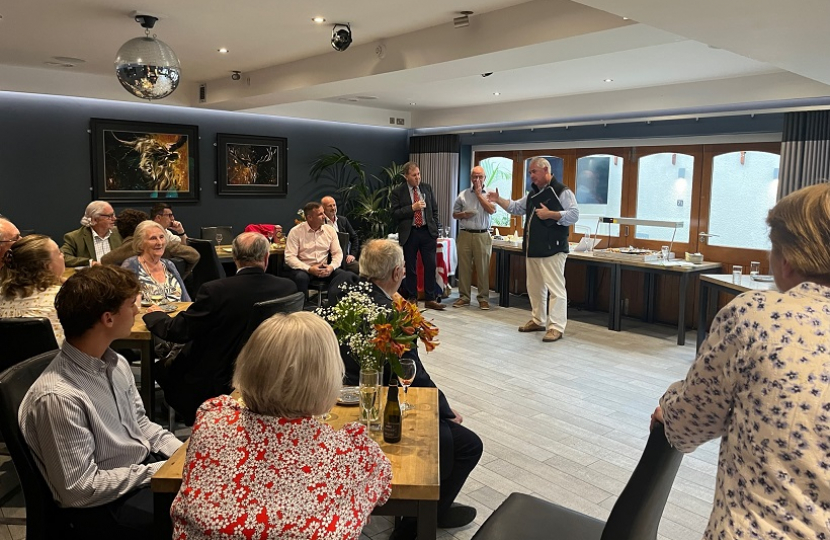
[60,452,166,540]
[287,267,345,297]
[402,227,438,302]
[438,418,483,517]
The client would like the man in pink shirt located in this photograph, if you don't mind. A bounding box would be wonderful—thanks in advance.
[285,201,352,297]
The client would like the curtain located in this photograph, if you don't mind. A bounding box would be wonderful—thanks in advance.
[409,135,460,231]
[779,110,830,199]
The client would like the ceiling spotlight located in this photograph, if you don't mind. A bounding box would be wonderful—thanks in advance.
[331,23,353,52]
[312,16,326,23]
[604,78,613,82]
[454,10,473,28]
[410,102,417,106]
[493,92,501,96]
[114,14,181,101]
[231,71,241,81]
[217,48,228,53]
[481,72,493,77]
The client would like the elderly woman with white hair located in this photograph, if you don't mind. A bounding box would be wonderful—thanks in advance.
[171,311,392,540]
[121,220,190,303]
[60,200,123,267]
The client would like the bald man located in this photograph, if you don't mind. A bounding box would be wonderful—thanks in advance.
[451,166,497,310]
[0,218,20,269]
[321,196,360,274]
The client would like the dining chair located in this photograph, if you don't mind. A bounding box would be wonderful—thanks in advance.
[186,238,226,298]
[243,291,306,343]
[0,350,71,539]
[0,318,59,374]
[471,422,683,540]
[200,226,233,246]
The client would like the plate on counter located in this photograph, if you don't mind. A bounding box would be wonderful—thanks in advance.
[751,274,775,282]
[338,386,360,406]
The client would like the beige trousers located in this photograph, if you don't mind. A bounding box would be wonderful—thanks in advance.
[526,252,568,332]
[456,230,493,303]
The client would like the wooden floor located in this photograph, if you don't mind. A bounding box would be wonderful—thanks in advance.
[0,288,717,540]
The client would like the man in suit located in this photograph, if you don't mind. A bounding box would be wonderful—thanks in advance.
[61,200,123,267]
[144,232,297,424]
[335,239,481,539]
[390,161,445,310]
[321,195,360,274]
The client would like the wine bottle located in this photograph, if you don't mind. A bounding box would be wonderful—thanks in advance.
[383,379,402,443]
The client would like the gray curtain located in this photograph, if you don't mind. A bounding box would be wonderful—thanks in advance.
[779,110,830,199]
[409,135,460,231]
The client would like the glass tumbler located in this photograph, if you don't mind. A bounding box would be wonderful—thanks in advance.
[750,261,760,276]
[732,265,743,283]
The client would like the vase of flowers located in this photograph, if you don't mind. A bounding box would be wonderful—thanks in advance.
[317,282,439,426]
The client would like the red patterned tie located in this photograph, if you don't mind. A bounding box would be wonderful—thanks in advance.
[413,188,424,227]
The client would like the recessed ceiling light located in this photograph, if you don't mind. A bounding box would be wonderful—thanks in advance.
[493,92,500,96]
[217,48,229,53]
[622,17,630,20]
[604,78,613,82]
[312,16,326,23]
[409,102,417,106]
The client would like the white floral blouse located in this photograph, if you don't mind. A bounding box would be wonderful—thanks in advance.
[0,284,64,345]
[660,282,830,540]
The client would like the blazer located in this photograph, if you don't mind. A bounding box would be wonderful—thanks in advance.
[101,237,201,277]
[390,182,440,245]
[120,256,192,302]
[143,266,297,423]
[60,226,124,267]
[332,214,360,257]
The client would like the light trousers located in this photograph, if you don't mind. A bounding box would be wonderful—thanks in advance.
[526,252,568,332]
[456,230,493,303]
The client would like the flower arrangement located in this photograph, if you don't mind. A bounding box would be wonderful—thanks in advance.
[294,208,306,225]
[316,281,439,376]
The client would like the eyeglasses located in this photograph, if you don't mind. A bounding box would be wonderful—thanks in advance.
[98,213,116,219]
[161,212,174,218]
[0,235,20,243]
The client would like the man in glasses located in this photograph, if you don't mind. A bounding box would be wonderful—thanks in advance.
[150,202,188,245]
[60,200,123,267]
[0,217,20,269]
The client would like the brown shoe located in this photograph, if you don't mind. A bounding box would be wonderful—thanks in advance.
[479,300,490,310]
[518,320,545,332]
[543,329,563,342]
[424,300,446,311]
[452,298,470,308]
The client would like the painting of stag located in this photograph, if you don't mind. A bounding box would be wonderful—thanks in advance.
[90,119,200,202]
[217,133,288,196]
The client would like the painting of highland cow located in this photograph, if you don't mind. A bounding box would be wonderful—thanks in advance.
[91,119,199,202]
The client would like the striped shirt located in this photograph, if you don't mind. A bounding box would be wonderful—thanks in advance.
[18,342,182,508]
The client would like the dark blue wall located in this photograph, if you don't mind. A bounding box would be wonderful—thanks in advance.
[0,92,409,242]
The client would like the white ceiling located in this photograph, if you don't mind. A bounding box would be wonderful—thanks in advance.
[1,0,829,130]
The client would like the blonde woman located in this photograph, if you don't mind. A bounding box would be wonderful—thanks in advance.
[171,312,392,540]
[654,183,830,539]
[121,221,190,303]
[0,234,66,344]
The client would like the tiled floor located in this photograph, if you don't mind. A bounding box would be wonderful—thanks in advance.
[0,290,717,540]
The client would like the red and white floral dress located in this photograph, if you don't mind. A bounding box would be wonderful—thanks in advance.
[171,395,392,540]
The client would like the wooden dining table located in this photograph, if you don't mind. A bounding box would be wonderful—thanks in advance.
[151,386,441,540]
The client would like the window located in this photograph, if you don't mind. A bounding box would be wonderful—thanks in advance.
[708,151,779,250]
[576,154,624,237]
[635,152,694,243]
[479,156,513,228]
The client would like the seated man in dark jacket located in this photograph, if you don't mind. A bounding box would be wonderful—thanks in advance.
[144,232,296,424]
[332,239,483,539]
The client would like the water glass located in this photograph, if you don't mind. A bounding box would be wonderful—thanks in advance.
[750,261,760,276]
[732,265,743,283]
[661,245,670,263]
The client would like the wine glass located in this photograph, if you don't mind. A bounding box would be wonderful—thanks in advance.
[149,282,167,306]
[399,358,417,414]
[215,233,224,246]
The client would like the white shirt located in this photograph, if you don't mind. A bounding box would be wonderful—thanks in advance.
[164,228,182,245]
[505,184,579,226]
[0,285,64,345]
[284,222,343,272]
[91,228,114,261]
[19,343,182,508]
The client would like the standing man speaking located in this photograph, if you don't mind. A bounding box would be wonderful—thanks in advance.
[452,166,496,310]
[489,157,579,342]
[390,161,445,311]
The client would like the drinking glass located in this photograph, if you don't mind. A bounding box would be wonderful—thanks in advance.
[732,265,743,283]
[214,233,224,246]
[358,369,381,430]
[750,261,760,276]
[661,245,670,263]
[398,358,417,415]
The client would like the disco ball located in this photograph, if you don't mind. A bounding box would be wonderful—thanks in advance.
[115,36,181,101]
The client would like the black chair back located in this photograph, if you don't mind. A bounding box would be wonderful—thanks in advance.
[243,292,306,341]
[337,231,350,268]
[186,238,226,298]
[200,226,233,246]
[0,350,69,540]
[0,318,59,373]
[600,422,683,540]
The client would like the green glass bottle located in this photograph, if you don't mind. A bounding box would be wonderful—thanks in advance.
[383,379,402,443]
